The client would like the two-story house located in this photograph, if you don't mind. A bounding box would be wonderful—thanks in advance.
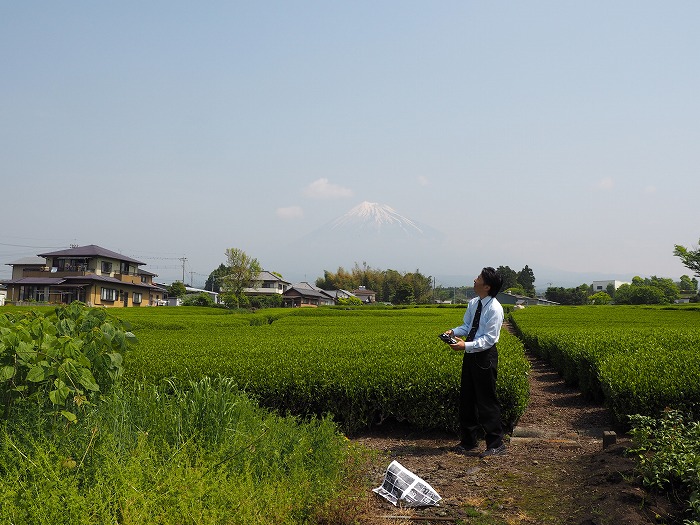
[243,271,292,297]
[2,244,164,307]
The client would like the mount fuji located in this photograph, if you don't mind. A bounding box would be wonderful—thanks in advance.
[313,201,444,241]
[290,202,446,273]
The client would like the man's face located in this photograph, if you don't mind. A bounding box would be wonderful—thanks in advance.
[474,274,491,298]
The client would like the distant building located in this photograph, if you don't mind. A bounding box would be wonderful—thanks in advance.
[184,285,220,304]
[283,282,335,307]
[243,271,292,297]
[591,280,630,293]
[352,286,376,304]
[497,292,558,307]
[322,288,355,301]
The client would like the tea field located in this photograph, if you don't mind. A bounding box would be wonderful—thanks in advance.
[509,304,700,425]
[115,306,531,433]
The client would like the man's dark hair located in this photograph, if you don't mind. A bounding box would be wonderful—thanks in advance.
[481,267,503,297]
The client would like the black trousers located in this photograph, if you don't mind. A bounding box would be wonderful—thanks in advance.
[459,346,503,449]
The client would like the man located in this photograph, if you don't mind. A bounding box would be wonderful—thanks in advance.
[443,267,505,458]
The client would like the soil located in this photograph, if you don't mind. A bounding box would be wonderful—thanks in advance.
[350,324,687,525]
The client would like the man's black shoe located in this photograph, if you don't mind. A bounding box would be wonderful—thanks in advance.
[479,443,506,458]
[451,442,479,455]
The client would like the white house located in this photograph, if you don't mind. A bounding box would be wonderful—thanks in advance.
[591,280,630,293]
[243,271,292,297]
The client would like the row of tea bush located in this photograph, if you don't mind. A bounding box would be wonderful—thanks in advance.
[118,306,531,434]
[509,305,700,424]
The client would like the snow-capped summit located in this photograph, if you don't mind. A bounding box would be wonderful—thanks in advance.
[328,201,425,236]
[289,201,446,274]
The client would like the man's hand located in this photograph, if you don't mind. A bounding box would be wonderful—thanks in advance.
[449,339,465,351]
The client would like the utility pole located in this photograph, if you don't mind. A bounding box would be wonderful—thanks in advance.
[179,256,187,283]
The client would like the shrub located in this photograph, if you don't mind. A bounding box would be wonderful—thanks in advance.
[182,293,215,307]
[628,410,700,522]
[0,302,136,423]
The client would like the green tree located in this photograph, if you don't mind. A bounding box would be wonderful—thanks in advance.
[674,239,700,278]
[589,291,611,305]
[167,281,187,299]
[220,248,262,308]
[625,276,679,304]
[517,265,536,297]
[393,282,415,304]
[382,269,402,304]
[337,296,363,306]
[606,283,616,298]
[544,284,589,305]
[315,264,434,304]
[678,275,698,293]
[205,263,228,293]
[496,266,519,290]
[182,292,215,307]
[404,270,432,303]
[647,276,680,303]
[614,283,666,305]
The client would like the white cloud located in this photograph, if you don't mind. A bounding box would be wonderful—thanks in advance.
[643,185,657,194]
[276,206,304,219]
[596,177,614,190]
[303,178,353,199]
[417,176,430,187]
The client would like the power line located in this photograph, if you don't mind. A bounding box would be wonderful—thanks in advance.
[128,254,184,261]
[0,242,66,249]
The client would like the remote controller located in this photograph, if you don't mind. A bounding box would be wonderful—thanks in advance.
[438,333,458,344]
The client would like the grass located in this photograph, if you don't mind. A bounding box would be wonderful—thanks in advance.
[0,377,373,524]
[0,304,529,524]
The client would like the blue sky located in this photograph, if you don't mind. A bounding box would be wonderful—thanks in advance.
[2,1,698,288]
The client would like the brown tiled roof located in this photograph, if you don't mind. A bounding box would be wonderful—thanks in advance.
[38,245,144,265]
[1,277,66,285]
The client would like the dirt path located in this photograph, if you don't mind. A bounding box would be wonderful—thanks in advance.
[352,335,684,524]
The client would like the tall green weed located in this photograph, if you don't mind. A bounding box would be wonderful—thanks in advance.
[0,377,368,525]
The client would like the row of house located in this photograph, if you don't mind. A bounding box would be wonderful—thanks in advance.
[242,270,376,307]
[7,244,637,309]
[1,244,377,308]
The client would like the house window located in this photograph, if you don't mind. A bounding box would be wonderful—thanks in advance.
[120,262,130,274]
[101,288,117,301]
[101,261,113,274]
[133,292,142,304]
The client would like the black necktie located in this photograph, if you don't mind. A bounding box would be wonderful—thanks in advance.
[466,300,482,342]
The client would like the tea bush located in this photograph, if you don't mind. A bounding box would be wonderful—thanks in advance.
[510,305,700,424]
[628,410,700,523]
[118,306,530,434]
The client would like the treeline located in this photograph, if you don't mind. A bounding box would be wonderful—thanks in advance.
[315,263,540,305]
[315,263,433,304]
[545,275,699,305]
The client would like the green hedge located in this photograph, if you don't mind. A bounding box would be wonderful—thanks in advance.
[510,305,700,424]
[117,307,530,434]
